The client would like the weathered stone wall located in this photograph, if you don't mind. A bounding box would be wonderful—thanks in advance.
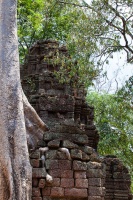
[21,40,132,200]
[21,40,99,150]
[30,143,106,200]
[104,156,132,200]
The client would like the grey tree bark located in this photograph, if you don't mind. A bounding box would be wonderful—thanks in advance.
[0,0,48,199]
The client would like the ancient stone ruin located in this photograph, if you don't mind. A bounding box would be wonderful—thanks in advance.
[21,40,132,200]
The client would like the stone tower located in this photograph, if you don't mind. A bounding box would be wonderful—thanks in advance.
[21,40,132,200]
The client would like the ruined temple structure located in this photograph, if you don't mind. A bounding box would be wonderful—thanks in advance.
[21,40,132,200]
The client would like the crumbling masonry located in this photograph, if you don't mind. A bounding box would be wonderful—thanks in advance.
[21,40,132,200]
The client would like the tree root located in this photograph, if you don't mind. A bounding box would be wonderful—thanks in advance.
[22,91,49,150]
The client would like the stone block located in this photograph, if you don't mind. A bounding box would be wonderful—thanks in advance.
[74,171,87,179]
[52,178,61,187]
[63,140,79,149]
[113,189,129,195]
[64,188,88,198]
[30,159,40,168]
[82,152,90,161]
[60,170,73,178]
[49,169,61,178]
[87,169,105,178]
[89,178,104,187]
[32,168,46,178]
[47,139,60,148]
[32,178,39,187]
[45,150,57,159]
[74,134,88,144]
[30,150,40,159]
[58,160,71,170]
[71,149,82,159]
[43,132,88,145]
[40,95,74,112]
[32,188,41,197]
[56,151,68,160]
[87,162,103,169]
[75,179,88,188]
[88,186,105,196]
[113,172,130,179]
[73,160,87,171]
[60,178,74,188]
[46,178,60,187]
[83,146,93,155]
[51,187,64,197]
[90,152,102,162]
[39,179,46,188]
[43,132,56,141]
[42,187,51,196]
[45,160,59,169]
[114,181,129,190]
[59,124,82,134]
[37,140,46,147]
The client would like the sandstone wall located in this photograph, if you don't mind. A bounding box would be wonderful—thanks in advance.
[104,156,132,200]
[21,40,132,200]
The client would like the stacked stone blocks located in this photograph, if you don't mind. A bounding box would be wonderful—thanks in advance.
[21,40,132,200]
[30,140,106,200]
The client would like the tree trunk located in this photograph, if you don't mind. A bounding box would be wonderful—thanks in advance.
[0,0,47,199]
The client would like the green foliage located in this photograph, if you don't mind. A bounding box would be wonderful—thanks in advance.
[18,0,133,86]
[17,0,45,61]
[17,0,100,87]
[87,89,133,189]
[17,0,89,60]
